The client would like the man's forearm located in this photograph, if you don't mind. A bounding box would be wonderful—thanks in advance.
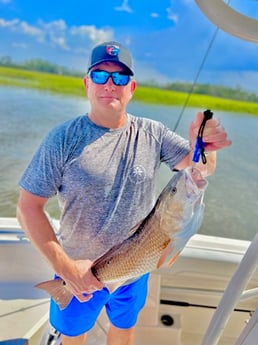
[17,194,73,277]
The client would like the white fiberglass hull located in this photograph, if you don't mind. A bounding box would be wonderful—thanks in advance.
[1,217,257,345]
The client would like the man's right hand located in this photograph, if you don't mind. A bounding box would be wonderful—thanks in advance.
[61,259,104,302]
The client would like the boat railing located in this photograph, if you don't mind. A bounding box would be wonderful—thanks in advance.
[201,232,258,345]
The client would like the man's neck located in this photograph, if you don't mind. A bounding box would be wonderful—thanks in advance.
[88,111,128,129]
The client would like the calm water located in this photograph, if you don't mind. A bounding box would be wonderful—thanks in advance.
[1,86,257,241]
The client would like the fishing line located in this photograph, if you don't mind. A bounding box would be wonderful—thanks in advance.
[173,0,231,132]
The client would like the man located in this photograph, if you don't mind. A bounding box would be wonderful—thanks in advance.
[17,41,231,345]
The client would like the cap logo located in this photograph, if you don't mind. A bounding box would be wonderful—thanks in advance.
[106,44,120,56]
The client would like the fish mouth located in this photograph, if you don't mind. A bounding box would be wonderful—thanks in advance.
[188,167,208,190]
[195,178,208,190]
[181,167,207,201]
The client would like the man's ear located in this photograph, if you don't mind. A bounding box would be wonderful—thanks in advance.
[130,79,137,93]
[83,76,88,89]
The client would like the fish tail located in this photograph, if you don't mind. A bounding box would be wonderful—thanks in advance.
[35,278,73,310]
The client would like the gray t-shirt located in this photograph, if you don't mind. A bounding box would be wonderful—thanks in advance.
[19,114,191,260]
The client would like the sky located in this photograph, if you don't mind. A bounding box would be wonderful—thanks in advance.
[0,0,258,92]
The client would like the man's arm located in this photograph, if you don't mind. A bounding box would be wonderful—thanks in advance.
[17,189,103,300]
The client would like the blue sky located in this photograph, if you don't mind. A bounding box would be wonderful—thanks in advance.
[1,0,258,92]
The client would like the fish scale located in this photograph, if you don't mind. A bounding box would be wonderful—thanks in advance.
[93,226,170,283]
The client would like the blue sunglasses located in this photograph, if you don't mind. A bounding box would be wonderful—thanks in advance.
[89,70,131,86]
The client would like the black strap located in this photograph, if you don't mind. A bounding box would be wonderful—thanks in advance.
[196,109,213,164]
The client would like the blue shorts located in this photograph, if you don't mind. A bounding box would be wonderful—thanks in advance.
[49,273,149,337]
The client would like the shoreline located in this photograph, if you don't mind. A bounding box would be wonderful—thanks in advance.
[1,66,258,116]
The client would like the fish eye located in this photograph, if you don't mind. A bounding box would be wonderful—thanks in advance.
[171,187,177,194]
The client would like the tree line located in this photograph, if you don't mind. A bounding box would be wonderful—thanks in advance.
[0,55,83,77]
[1,55,257,103]
[162,82,258,103]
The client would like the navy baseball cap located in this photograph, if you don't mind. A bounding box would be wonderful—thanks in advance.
[87,41,134,76]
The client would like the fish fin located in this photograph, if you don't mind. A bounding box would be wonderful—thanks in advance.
[127,221,142,237]
[105,280,128,293]
[35,278,73,310]
[167,251,181,267]
[156,240,173,269]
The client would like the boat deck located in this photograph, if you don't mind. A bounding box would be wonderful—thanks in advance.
[1,217,258,344]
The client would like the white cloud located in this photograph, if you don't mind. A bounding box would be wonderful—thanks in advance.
[114,0,133,13]
[0,18,19,28]
[51,36,69,50]
[70,25,113,44]
[166,4,178,24]
[150,13,159,18]
[0,17,114,53]
[20,21,44,40]
[40,19,67,32]
[0,18,45,42]
[38,19,68,48]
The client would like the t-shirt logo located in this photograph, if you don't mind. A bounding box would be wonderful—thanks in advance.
[106,44,120,56]
[129,165,146,184]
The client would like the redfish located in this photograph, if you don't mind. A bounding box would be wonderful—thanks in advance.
[36,167,208,309]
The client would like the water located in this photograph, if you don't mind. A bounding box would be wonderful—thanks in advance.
[1,86,257,241]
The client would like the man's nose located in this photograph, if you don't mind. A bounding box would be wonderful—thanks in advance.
[105,76,115,89]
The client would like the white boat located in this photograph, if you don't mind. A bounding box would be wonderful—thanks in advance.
[1,216,258,345]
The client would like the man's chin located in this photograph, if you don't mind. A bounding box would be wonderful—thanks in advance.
[100,98,119,107]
